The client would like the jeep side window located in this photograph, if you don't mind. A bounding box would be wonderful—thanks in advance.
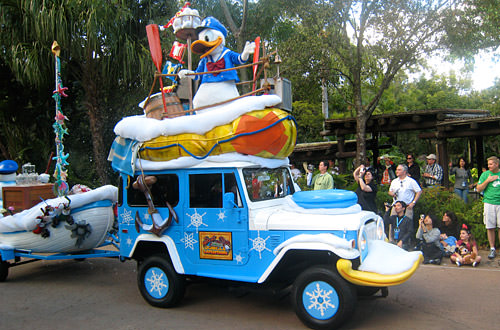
[189,173,223,208]
[243,167,295,202]
[127,174,179,207]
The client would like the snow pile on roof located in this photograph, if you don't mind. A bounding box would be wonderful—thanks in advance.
[135,152,289,171]
[114,94,282,142]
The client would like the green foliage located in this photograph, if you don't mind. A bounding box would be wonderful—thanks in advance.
[0,61,53,167]
[295,174,310,191]
[0,0,174,185]
[444,0,500,57]
[333,174,350,190]
[291,101,324,143]
[1,0,499,190]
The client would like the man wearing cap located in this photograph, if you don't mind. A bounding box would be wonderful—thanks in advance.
[423,154,443,186]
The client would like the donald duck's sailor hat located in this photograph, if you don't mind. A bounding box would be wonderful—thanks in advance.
[197,16,227,38]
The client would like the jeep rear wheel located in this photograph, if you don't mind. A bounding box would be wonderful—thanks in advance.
[137,255,185,308]
[292,266,356,329]
[0,260,9,282]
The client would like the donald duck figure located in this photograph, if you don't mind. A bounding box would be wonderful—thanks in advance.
[179,16,255,109]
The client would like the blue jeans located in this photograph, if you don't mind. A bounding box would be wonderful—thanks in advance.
[454,188,469,203]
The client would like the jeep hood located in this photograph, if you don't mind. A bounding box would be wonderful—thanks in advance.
[249,197,377,231]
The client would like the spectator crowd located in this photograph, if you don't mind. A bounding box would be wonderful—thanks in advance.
[294,153,500,267]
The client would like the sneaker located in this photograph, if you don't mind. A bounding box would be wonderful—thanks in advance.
[472,261,478,267]
[456,261,461,267]
[432,258,442,265]
[423,259,430,264]
[488,249,496,259]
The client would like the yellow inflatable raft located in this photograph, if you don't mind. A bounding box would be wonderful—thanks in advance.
[139,108,297,161]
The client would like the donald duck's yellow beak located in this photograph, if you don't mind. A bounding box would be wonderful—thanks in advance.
[191,36,223,59]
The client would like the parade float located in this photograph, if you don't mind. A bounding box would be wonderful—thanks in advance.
[0,42,118,264]
[1,4,422,329]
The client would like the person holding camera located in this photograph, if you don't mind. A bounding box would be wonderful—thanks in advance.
[416,214,443,264]
[353,165,378,213]
[384,201,413,251]
[388,164,422,219]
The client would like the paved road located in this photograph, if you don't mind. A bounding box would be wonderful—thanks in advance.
[1,254,499,330]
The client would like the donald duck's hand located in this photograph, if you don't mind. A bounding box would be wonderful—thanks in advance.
[178,69,194,80]
[241,41,256,61]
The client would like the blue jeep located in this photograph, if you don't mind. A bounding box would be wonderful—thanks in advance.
[117,161,422,329]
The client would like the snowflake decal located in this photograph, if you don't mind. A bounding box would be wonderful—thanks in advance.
[143,212,150,220]
[306,283,336,317]
[120,208,134,225]
[216,210,226,222]
[181,232,198,250]
[186,209,207,233]
[249,231,271,259]
[146,269,168,297]
[234,253,245,264]
[126,237,133,246]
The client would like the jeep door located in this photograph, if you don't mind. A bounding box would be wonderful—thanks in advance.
[183,170,249,275]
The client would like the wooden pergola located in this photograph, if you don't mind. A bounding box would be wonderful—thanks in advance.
[290,109,498,187]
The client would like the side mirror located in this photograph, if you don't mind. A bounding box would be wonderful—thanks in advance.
[223,192,237,209]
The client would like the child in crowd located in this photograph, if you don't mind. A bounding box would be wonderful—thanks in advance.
[416,214,442,264]
[450,224,482,267]
[439,210,459,257]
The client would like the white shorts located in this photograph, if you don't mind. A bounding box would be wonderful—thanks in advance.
[483,203,500,229]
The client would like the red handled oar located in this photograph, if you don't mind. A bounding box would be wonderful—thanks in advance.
[252,37,261,92]
[146,24,167,113]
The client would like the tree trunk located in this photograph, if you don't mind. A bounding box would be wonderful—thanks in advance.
[238,37,250,93]
[355,105,368,168]
[82,60,109,185]
[220,0,251,93]
[353,73,367,168]
[0,140,9,160]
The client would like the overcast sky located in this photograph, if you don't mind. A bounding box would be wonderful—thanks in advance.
[428,48,500,90]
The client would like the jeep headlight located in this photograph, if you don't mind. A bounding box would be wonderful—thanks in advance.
[376,217,385,240]
[358,224,369,262]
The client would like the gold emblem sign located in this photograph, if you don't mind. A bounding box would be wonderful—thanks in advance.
[199,232,232,260]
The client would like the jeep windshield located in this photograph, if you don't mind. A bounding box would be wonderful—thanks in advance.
[242,167,295,202]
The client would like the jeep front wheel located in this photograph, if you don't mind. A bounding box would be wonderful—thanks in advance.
[137,255,185,308]
[292,266,356,329]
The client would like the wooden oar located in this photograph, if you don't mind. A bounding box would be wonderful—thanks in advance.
[252,37,261,91]
[146,24,167,113]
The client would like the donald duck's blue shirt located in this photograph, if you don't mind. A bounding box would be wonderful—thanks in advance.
[194,47,247,84]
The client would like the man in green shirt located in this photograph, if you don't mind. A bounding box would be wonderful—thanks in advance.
[312,161,334,190]
[477,156,500,259]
